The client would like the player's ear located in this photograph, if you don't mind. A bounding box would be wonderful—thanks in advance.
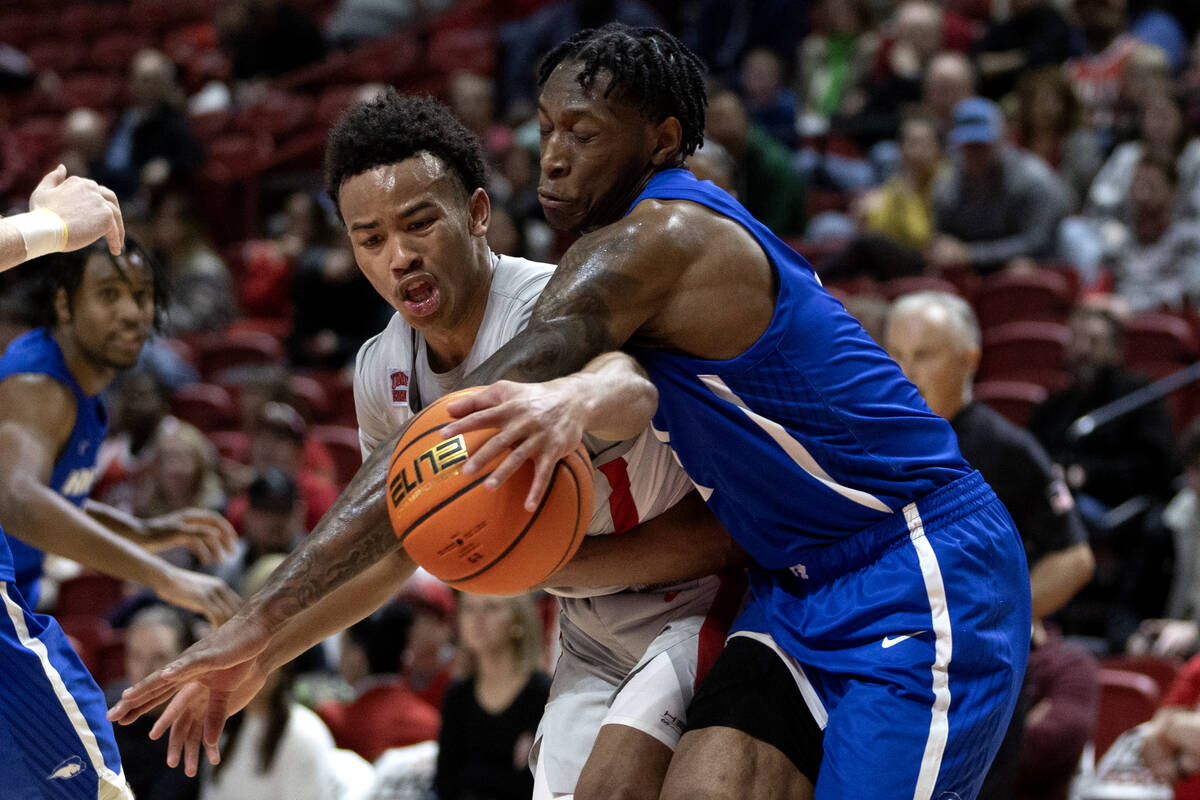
[468,187,491,238]
[53,286,71,326]
[650,116,684,167]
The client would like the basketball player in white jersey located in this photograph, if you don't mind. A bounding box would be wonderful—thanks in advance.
[111,91,748,800]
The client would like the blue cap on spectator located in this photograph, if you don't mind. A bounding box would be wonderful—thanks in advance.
[948,98,1003,147]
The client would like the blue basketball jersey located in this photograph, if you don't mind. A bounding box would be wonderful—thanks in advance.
[626,169,971,571]
[0,329,108,605]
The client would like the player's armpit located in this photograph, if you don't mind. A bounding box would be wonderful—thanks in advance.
[542,491,751,590]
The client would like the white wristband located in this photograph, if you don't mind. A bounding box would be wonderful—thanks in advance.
[10,209,68,259]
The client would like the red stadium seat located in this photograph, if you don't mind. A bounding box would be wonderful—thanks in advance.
[56,615,116,677]
[1100,654,1181,701]
[308,369,357,426]
[0,11,58,46]
[427,26,497,76]
[208,430,250,463]
[973,268,1075,330]
[290,375,331,422]
[205,132,273,181]
[53,72,124,113]
[316,84,361,129]
[90,33,154,73]
[1093,668,1161,759]
[60,3,128,39]
[55,573,125,619]
[25,40,87,74]
[311,425,362,487]
[977,321,1072,390]
[94,634,127,686]
[171,382,238,431]
[880,275,960,301]
[236,91,315,138]
[195,329,284,380]
[973,380,1048,427]
[1123,312,1200,379]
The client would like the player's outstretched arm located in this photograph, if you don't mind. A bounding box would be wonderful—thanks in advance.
[107,418,411,729]
[108,546,417,774]
[541,492,752,590]
[0,377,239,624]
[0,166,124,272]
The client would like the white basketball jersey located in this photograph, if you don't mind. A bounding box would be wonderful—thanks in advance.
[353,252,693,594]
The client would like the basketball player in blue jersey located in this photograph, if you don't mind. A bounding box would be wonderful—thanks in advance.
[109,27,1028,799]
[433,26,1032,800]
[0,242,238,799]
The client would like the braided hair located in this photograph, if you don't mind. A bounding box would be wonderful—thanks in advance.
[537,23,708,159]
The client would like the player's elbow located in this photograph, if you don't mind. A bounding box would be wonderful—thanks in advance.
[1067,543,1095,592]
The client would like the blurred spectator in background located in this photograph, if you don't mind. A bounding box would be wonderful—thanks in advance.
[326,0,453,48]
[202,554,368,800]
[1013,622,1100,800]
[105,604,199,800]
[59,109,112,185]
[687,137,738,195]
[1104,154,1200,312]
[436,593,549,800]
[1012,68,1104,212]
[971,0,1079,101]
[135,420,226,521]
[399,578,457,710]
[683,0,808,90]
[317,599,441,762]
[486,205,527,259]
[227,367,338,484]
[449,71,513,164]
[93,371,174,512]
[100,49,204,203]
[834,3,971,147]
[929,97,1070,274]
[1066,0,1142,148]
[1129,419,1200,660]
[215,468,301,593]
[1139,653,1200,796]
[706,86,806,235]
[499,0,664,119]
[1110,43,1173,145]
[145,192,236,335]
[737,47,797,147]
[798,0,878,128]
[224,402,338,533]
[1087,91,1200,226]
[288,235,391,369]
[823,111,945,280]
[218,0,326,82]
[1028,306,1177,525]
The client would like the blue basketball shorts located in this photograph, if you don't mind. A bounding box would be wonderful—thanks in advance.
[714,470,1033,800]
[0,580,131,799]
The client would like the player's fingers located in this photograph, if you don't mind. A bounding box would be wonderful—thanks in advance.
[443,384,506,419]
[460,426,521,477]
[524,453,558,512]
[485,436,543,491]
[109,683,178,724]
[441,403,512,440]
[33,164,67,193]
[184,719,203,777]
[189,511,238,556]
[203,693,231,751]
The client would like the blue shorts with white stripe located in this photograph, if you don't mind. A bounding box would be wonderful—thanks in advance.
[0,581,131,800]
[731,470,1032,800]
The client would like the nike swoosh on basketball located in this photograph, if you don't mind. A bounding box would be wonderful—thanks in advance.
[881,631,927,648]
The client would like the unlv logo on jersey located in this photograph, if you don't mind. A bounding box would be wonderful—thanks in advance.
[390,370,409,406]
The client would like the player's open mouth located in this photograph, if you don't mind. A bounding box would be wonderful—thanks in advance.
[400,278,441,318]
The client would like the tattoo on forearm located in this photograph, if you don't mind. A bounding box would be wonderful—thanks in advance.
[465,226,646,386]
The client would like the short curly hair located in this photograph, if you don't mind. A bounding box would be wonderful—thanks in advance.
[537,23,708,160]
[324,89,486,218]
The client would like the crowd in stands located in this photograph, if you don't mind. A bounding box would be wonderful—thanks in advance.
[9,0,1200,797]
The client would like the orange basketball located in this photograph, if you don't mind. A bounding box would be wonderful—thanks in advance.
[386,388,594,595]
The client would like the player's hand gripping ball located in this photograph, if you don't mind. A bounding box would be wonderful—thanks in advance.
[386,388,594,594]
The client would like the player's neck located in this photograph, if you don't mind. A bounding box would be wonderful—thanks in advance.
[423,257,493,372]
[52,328,115,396]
